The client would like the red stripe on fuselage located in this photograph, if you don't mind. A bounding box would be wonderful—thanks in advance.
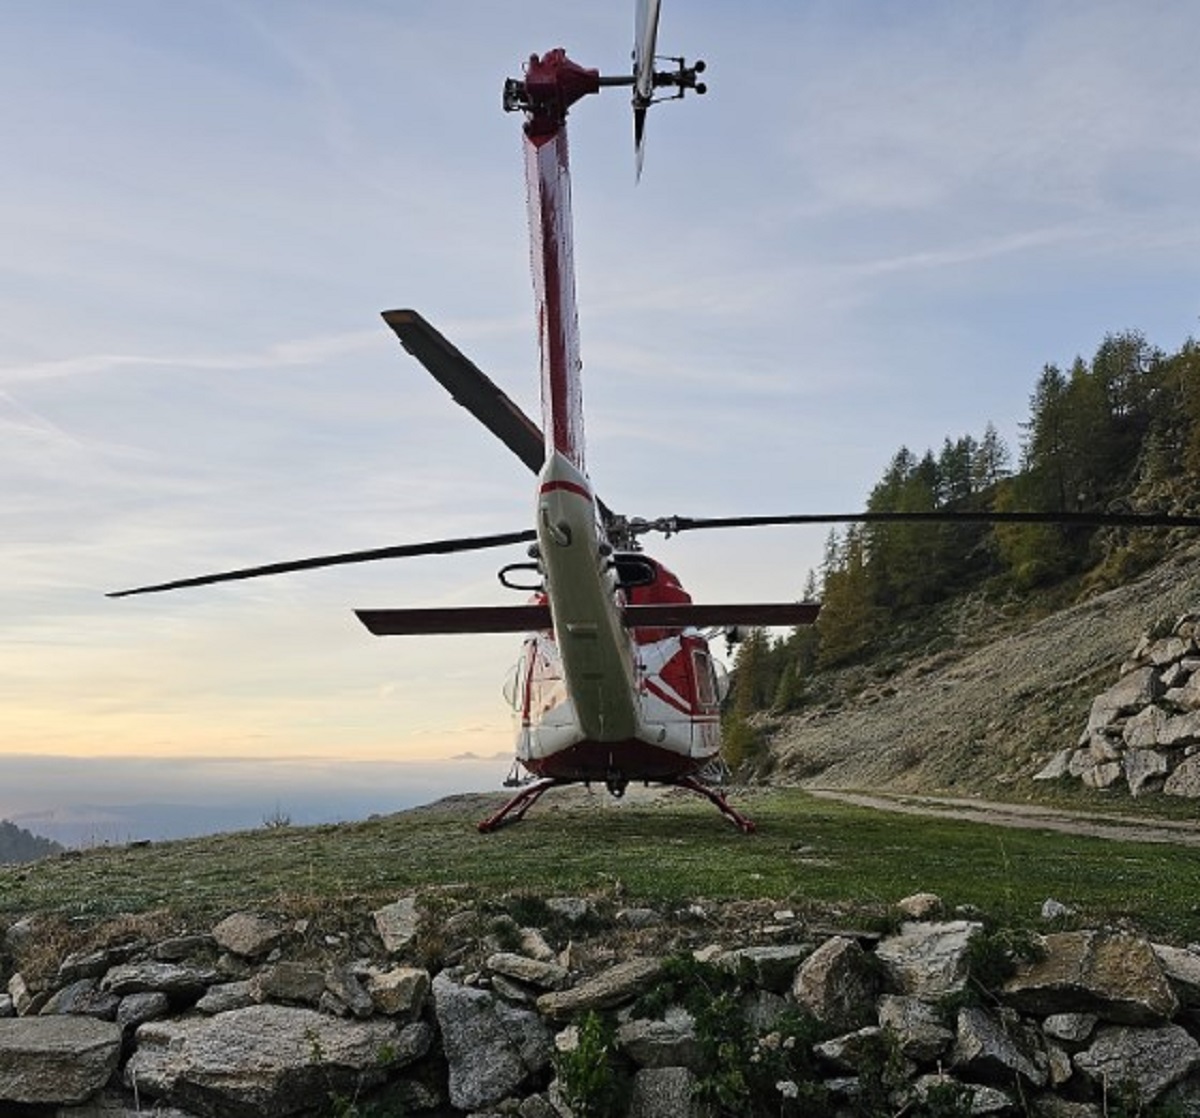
[538,478,593,502]
[643,677,695,717]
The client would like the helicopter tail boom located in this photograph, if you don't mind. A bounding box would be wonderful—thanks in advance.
[522,55,591,476]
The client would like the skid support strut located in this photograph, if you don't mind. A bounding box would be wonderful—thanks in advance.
[476,773,756,834]
[675,775,756,834]
[477,777,565,833]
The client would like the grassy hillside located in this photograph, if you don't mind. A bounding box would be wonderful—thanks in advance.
[3,788,1200,950]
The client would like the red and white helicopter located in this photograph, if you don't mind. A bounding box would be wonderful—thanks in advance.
[112,2,1200,832]
[114,3,815,833]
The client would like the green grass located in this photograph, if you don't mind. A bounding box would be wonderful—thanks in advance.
[3,788,1200,943]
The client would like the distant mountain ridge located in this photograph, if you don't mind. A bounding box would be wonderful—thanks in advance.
[0,818,63,864]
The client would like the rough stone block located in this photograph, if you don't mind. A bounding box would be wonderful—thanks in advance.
[1003,931,1177,1024]
[0,1017,121,1106]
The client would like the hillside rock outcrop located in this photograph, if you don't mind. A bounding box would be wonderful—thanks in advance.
[1039,612,1200,797]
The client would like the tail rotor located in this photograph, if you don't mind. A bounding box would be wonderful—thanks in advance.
[630,0,705,176]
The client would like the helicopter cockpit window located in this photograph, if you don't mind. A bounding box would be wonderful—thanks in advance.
[614,554,657,590]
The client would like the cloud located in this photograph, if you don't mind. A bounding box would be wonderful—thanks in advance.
[0,329,383,387]
[2,1,1199,821]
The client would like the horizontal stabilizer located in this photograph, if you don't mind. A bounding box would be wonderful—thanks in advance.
[623,602,820,628]
[356,605,552,635]
[356,600,819,636]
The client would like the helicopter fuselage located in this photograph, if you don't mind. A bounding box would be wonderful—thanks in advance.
[509,451,723,792]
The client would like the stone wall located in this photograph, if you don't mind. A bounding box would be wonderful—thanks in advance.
[1037,612,1200,797]
[5,891,1200,1116]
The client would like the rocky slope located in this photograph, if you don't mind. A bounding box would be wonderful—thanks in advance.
[767,542,1200,797]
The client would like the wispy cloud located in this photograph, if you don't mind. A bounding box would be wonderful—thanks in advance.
[0,330,382,386]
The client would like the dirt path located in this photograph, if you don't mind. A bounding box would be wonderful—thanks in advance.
[807,787,1200,846]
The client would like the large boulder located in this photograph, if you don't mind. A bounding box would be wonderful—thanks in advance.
[876,921,982,999]
[1165,755,1200,798]
[432,972,553,1112]
[364,966,430,1018]
[1123,749,1169,797]
[125,1004,429,1118]
[0,1016,121,1105]
[1090,668,1163,725]
[1073,1025,1200,1104]
[1165,673,1200,712]
[487,952,570,991]
[1122,705,1166,749]
[792,936,877,1033]
[877,995,954,1062]
[1081,761,1122,790]
[617,1010,703,1070]
[1159,712,1200,750]
[211,913,289,960]
[373,897,421,955]
[38,978,121,1021]
[1002,931,1177,1025]
[950,1006,1047,1088]
[1153,944,1200,1008]
[101,962,218,1001]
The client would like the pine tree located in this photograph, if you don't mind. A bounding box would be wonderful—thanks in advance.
[991,473,1073,589]
[817,527,878,667]
[1021,363,1071,507]
[731,628,773,713]
[972,422,1011,492]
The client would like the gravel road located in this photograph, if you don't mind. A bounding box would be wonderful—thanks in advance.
[806,788,1200,846]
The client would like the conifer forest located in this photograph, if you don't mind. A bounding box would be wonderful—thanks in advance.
[725,330,1200,754]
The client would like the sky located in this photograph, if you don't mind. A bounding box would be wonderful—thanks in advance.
[3,1,1200,840]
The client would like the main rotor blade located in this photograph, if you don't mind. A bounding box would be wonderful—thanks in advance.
[663,510,1200,533]
[382,309,545,476]
[107,529,537,599]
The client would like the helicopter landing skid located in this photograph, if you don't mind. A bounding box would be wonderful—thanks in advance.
[477,772,756,834]
[477,777,565,833]
[673,775,757,834]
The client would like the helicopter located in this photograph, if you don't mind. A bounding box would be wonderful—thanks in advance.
[111,1,1200,833]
